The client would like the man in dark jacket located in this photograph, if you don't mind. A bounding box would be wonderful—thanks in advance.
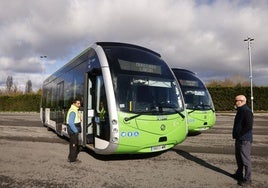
[232,95,253,186]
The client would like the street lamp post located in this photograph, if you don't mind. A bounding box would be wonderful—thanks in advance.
[244,37,254,113]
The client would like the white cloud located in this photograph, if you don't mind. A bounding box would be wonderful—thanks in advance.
[0,0,268,92]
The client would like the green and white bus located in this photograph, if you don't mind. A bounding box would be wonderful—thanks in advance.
[172,68,216,133]
[40,42,188,155]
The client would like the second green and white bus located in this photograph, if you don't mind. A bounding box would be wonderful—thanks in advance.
[41,42,188,155]
[172,68,216,132]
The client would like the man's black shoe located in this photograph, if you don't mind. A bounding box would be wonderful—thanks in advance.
[67,158,81,163]
[231,173,242,181]
[237,179,252,186]
[74,159,82,163]
[231,173,238,180]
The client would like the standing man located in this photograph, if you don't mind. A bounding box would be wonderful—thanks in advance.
[66,99,81,162]
[232,95,253,186]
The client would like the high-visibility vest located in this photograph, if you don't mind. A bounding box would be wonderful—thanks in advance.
[66,104,80,124]
[100,107,106,121]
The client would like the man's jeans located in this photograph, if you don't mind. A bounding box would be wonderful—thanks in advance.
[235,140,252,181]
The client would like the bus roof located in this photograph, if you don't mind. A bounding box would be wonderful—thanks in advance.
[96,42,161,57]
[43,42,161,85]
[171,68,196,75]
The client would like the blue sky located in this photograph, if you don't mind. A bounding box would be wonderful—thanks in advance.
[0,0,268,91]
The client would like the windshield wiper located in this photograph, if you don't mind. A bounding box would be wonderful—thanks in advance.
[124,111,151,122]
[124,105,186,122]
[188,104,215,114]
[152,104,185,119]
[203,104,215,112]
[188,109,196,114]
[163,106,185,119]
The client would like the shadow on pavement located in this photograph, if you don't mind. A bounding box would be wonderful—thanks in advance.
[172,148,234,179]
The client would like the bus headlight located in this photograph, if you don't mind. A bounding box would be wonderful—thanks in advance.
[111,119,117,125]
[113,128,118,133]
[112,137,118,142]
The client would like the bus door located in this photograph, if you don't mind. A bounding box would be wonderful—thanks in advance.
[94,75,109,141]
[85,72,110,147]
[84,73,94,145]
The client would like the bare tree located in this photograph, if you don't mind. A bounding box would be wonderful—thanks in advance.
[231,74,250,86]
[206,74,250,87]
[13,84,18,94]
[6,76,13,92]
[25,80,33,94]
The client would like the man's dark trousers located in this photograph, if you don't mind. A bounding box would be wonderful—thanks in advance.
[68,133,79,162]
[235,140,252,181]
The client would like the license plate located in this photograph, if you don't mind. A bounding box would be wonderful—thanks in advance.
[151,145,166,152]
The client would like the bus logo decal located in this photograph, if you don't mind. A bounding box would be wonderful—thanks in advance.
[160,124,166,131]
[134,131,139,137]
[120,131,139,138]
[121,132,127,137]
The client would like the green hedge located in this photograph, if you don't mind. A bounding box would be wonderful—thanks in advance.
[0,94,41,112]
[208,86,268,111]
[0,87,267,112]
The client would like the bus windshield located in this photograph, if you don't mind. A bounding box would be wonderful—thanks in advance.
[177,73,214,111]
[117,74,182,114]
[103,45,184,114]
